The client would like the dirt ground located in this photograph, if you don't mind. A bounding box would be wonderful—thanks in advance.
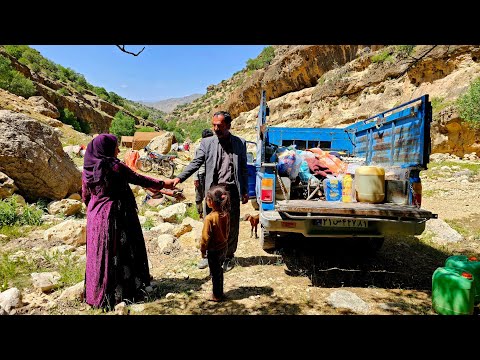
[119,159,480,315]
[136,158,480,315]
[3,157,480,315]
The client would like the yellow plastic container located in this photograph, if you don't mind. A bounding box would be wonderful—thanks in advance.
[342,174,353,202]
[355,166,385,203]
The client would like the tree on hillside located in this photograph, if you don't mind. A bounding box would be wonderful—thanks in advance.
[457,77,480,129]
[0,55,37,98]
[110,111,136,138]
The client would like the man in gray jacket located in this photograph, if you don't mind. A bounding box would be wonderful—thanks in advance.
[173,111,249,272]
[193,129,213,220]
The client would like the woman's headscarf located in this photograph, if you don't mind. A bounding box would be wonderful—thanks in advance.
[83,134,120,186]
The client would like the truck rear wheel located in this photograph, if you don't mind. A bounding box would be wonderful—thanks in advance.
[259,226,276,253]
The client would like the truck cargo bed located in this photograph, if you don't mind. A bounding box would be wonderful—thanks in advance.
[276,200,437,221]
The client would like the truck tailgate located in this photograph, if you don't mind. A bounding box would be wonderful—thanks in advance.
[276,200,437,221]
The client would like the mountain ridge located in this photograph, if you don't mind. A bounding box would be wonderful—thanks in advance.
[140,93,203,113]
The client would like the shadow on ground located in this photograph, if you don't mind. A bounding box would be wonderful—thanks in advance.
[139,277,300,314]
[277,235,457,291]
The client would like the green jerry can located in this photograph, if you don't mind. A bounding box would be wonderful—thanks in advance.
[432,267,476,315]
[445,255,480,304]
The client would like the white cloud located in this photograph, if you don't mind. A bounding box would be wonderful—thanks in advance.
[120,84,128,88]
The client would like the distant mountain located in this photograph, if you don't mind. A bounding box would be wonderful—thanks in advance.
[141,93,203,113]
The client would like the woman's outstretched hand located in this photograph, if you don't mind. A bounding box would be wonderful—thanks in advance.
[162,178,176,189]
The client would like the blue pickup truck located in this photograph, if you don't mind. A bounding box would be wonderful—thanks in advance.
[247,90,437,253]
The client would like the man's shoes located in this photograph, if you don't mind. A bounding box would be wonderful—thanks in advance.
[223,258,235,272]
[197,258,209,269]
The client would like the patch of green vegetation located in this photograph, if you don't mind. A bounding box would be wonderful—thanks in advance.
[246,46,275,71]
[185,204,200,221]
[0,248,84,292]
[395,45,415,56]
[437,160,480,174]
[444,219,472,237]
[137,126,155,132]
[0,252,34,291]
[57,87,70,96]
[0,197,44,227]
[0,54,37,98]
[431,97,456,117]
[139,203,159,216]
[59,107,90,134]
[42,250,85,287]
[109,111,136,138]
[142,217,155,230]
[457,76,480,129]
[371,49,393,63]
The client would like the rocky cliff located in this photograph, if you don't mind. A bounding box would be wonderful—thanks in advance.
[169,45,480,157]
[0,48,160,134]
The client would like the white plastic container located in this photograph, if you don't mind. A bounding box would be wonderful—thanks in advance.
[355,166,385,203]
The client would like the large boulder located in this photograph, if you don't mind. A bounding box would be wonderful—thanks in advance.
[0,110,82,201]
[148,132,174,154]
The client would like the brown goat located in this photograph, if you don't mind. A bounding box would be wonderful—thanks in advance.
[243,213,259,238]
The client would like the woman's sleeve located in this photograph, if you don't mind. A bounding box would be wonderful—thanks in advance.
[113,161,164,190]
[81,176,91,206]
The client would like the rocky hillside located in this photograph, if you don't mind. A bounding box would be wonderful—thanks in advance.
[0,46,164,134]
[141,93,203,113]
[168,45,480,157]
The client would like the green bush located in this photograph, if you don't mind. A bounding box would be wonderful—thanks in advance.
[182,119,211,142]
[371,50,393,63]
[0,55,37,98]
[108,91,124,106]
[3,45,30,59]
[59,108,81,131]
[134,109,150,119]
[173,129,184,144]
[0,197,43,227]
[58,108,90,133]
[396,45,415,56]
[246,46,275,71]
[93,86,109,98]
[110,111,136,138]
[57,87,69,96]
[457,77,480,129]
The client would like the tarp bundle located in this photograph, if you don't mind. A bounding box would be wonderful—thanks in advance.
[274,146,347,181]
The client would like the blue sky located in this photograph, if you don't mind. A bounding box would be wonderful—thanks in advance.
[29,45,267,102]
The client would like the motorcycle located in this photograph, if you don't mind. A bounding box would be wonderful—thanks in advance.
[135,146,176,178]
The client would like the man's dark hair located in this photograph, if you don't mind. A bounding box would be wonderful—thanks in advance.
[213,111,232,125]
[202,129,214,138]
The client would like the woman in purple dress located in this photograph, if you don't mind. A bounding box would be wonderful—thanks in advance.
[82,134,175,309]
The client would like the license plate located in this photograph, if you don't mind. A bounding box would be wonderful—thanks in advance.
[314,219,368,228]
